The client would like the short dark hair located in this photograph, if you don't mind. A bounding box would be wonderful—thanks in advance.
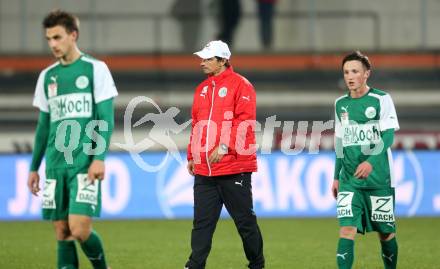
[43,10,79,36]
[342,51,371,71]
[215,56,231,68]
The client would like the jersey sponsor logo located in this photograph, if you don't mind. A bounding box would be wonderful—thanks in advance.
[200,86,208,98]
[42,179,56,209]
[340,106,349,125]
[340,112,349,125]
[336,191,354,218]
[365,106,377,119]
[49,93,92,122]
[218,87,227,98]
[76,174,99,205]
[75,75,89,89]
[370,195,395,222]
[48,75,58,97]
[342,121,381,147]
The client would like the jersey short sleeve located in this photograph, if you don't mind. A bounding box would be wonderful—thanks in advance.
[334,99,344,138]
[32,70,49,112]
[379,94,399,131]
[334,109,343,138]
[93,61,118,103]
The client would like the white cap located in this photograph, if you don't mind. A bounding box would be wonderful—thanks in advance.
[194,40,231,60]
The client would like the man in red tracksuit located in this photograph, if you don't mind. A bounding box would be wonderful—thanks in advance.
[184,40,265,269]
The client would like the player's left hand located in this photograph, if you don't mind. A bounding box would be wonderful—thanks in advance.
[354,161,372,179]
[208,146,225,164]
[28,171,41,196]
[332,179,339,199]
[88,160,105,181]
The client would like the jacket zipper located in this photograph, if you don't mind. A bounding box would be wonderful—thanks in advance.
[205,80,216,176]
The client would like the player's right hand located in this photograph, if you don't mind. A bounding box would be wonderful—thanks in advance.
[28,171,41,196]
[187,160,195,176]
[332,179,339,199]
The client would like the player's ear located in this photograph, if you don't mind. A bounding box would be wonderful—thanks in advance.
[364,69,371,79]
[70,30,78,41]
[219,58,226,67]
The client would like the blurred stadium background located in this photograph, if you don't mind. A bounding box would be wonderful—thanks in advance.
[1,0,440,268]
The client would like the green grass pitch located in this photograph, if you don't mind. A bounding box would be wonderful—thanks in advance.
[0,217,439,268]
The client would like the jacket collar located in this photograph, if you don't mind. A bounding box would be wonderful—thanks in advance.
[208,66,234,83]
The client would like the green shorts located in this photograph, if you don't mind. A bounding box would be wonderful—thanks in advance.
[42,166,102,220]
[336,183,396,234]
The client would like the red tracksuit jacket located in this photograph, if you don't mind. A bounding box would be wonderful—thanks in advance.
[187,67,258,176]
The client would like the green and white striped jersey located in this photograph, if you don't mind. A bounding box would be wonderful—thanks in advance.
[32,54,118,169]
[334,88,399,189]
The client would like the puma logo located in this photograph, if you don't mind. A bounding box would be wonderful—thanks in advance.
[382,253,394,262]
[235,180,243,187]
[386,223,395,228]
[242,96,250,101]
[88,253,103,261]
[336,252,348,260]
